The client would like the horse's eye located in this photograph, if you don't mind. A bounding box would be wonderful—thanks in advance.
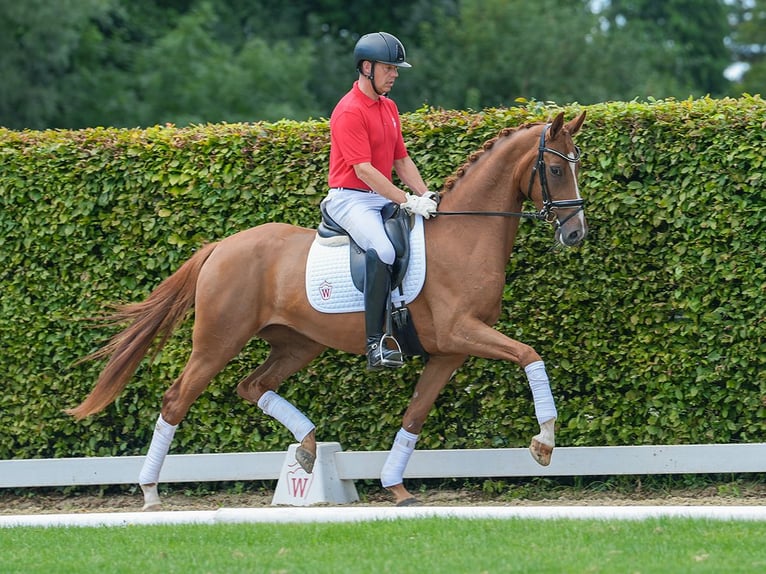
[550,166,562,177]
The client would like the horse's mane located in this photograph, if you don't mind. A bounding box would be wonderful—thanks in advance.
[440,121,541,194]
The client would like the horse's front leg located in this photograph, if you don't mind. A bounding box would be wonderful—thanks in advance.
[382,355,467,506]
[441,318,558,466]
[526,361,556,466]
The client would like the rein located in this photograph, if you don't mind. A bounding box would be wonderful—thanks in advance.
[434,123,583,225]
[434,209,547,220]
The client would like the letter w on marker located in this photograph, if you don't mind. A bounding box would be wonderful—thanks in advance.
[290,477,311,498]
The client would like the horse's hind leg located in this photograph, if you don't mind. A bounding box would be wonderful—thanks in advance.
[237,326,326,473]
[139,345,246,510]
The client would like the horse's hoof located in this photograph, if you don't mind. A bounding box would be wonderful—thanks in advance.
[396,497,421,507]
[140,483,162,511]
[295,446,316,474]
[529,438,553,466]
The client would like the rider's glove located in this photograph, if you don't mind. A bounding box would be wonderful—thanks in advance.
[402,193,438,219]
[423,191,440,204]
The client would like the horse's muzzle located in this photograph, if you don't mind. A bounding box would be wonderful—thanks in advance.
[555,214,588,247]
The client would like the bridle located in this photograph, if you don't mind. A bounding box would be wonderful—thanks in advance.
[435,123,584,227]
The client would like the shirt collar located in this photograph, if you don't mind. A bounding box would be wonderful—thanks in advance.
[353,80,381,106]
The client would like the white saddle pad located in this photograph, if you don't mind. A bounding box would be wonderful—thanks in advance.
[305,215,426,313]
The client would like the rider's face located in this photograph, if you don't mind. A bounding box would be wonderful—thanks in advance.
[376,64,399,91]
[366,62,399,93]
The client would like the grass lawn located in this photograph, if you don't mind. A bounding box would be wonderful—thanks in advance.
[3,516,766,573]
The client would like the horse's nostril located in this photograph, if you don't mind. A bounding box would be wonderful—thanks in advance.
[567,229,584,245]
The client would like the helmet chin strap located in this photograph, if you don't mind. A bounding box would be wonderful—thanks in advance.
[365,62,388,96]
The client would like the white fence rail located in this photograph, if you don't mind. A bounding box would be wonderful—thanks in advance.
[3,443,766,489]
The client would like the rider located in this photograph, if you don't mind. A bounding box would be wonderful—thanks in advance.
[321,32,438,371]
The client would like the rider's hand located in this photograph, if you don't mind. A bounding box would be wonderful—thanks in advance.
[423,191,440,204]
[402,193,438,219]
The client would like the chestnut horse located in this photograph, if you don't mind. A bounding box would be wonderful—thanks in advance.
[67,111,587,508]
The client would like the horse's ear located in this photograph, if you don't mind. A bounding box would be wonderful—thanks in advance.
[548,112,565,140]
[565,111,586,137]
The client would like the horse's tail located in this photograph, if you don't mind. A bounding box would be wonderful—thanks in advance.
[65,242,219,420]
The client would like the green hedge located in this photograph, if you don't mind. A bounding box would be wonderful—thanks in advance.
[1,96,764,460]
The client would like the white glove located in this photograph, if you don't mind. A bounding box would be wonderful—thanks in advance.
[401,193,438,219]
[423,191,439,203]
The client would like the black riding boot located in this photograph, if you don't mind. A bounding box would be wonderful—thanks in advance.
[364,249,404,371]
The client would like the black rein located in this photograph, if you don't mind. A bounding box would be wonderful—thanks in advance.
[433,123,583,224]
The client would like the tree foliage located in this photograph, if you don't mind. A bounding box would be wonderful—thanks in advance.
[0,0,758,129]
[728,0,766,94]
[599,0,731,95]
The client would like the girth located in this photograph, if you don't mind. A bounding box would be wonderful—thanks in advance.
[317,201,413,293]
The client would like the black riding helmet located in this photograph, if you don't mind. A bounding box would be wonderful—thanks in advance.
[354,32,411,73]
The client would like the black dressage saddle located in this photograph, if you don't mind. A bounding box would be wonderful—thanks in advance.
[315,201,427,359]
[317,201,412,293]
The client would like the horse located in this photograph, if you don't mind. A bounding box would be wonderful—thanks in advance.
[66,110,587,508]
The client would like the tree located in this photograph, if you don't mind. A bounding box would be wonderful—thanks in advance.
[596,0,731,96]
[129,3,320,125]
[0,0,746,128]
[0,0,116,129]
[728,0,766,95]
[401,0,713,110]
[404,0,602,111]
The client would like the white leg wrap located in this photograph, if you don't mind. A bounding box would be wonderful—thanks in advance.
[258,390,315,442]
[138,414,177,485]
[525,360,558,424]
[380,428,419,488]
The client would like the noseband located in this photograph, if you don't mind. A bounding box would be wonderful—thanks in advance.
[436,123,584,224]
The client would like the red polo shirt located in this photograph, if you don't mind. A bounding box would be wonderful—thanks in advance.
[328,81,408,189]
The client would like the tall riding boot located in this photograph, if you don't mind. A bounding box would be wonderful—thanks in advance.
[364,249,404,371]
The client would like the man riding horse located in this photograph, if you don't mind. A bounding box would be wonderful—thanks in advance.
[320,32,438,371]
[65,28,588,507]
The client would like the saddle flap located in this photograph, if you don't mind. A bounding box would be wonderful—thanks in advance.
[384,208,411,283]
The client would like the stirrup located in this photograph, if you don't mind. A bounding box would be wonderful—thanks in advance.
[379,334,404,367]
[367,335,404,370]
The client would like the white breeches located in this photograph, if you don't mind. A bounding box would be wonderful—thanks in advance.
[322,188,396,264]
